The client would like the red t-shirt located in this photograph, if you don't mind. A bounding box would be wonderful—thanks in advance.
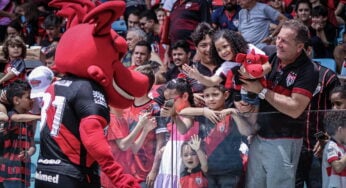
[180,166,208,188]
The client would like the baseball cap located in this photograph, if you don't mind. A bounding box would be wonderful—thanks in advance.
[27,66,54,98]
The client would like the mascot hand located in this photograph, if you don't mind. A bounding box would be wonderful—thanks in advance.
[79,117,140,188]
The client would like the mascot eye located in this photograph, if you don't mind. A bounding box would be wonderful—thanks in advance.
[246,59,252,64]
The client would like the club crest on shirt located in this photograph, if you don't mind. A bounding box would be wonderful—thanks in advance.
[286,71,297,87]
[195,177,202,185]
[219,124,225,132]
[185,2,192,9]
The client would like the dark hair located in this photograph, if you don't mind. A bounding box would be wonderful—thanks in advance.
[7,19,23,35]
[295,0,312,13]
[191,22,214,46]
[6,80,31,107]
[330,85,346,99]
[172,40,190,54]
[210,29,248,65]
[166,78,194,106]
[140,10,158,23]
[324,111,346,136]
[203,84,228,93]
[135,64,156,93]
[281,19,309,44]
[311,5,328,18]
[2,36,27,60]
[134,40,152,54]
[43,14,62,29]
[129,9,141,18]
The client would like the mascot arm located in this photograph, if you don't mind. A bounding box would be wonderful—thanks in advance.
[80,117,140,188]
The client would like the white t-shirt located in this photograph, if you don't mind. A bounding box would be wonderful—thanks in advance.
[322,140,346,188]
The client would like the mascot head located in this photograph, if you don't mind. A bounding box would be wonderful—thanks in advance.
[235,49,268,78]
[49,0,149,108]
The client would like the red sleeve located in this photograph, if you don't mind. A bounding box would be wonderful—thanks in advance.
[79,117,140,188]
[108,115,129,140]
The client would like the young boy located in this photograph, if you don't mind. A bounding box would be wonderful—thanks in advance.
[0,80,40,188]
[322,111,346,188]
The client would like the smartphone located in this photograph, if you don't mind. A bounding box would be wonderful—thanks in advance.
[164,99,175,108]
[314,131,329,141]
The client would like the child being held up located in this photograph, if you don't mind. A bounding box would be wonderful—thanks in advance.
[180,134,208,188]
[322,110,346,188]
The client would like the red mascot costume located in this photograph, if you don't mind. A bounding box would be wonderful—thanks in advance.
[34,1,148,188]
[225,49,268,105]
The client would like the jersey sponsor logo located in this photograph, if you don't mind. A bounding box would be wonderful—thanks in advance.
[35,171,60,184]
[38,159,62,165]
[185,2,192,9]
[93,90,107,108]
[286,71,297,87]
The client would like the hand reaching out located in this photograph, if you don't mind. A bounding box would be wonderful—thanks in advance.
[182,64,201,80]
[189,134,201,152]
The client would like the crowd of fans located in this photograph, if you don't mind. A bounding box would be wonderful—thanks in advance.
[0,0,346,188]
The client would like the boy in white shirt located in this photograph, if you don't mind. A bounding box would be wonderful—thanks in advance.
[322,110,346,188]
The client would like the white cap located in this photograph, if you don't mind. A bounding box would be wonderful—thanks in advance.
[27,66,54,98]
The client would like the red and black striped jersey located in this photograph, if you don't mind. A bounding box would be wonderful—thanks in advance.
[37,75,109,179]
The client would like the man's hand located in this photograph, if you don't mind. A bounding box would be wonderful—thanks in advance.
[313,139,329,158]
[240,78,263,94]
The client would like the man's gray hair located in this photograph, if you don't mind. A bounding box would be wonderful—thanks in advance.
[127,27,147,41]
[282,19,309,44]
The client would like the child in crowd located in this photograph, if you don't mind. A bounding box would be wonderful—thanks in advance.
[322,111,346,188]
[40,14,62,47]
[0,36,27,88]
[0,80,40,188]
[330,85,346,110]
[101,64,165,188]
[40,42,58,69]
[179,85,248,188]
[180,135,208,188]
[154,78,199,188]
[100,106,157,188]
[183,29,271,106]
